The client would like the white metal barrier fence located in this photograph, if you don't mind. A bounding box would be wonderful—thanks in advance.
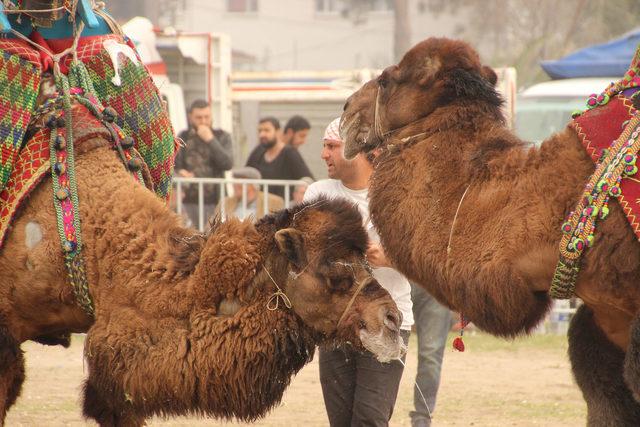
[172,177,309,232]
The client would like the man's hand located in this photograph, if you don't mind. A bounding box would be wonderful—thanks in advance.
[367,242,391,268]
[196,125,214,142]
[177,169,195,178]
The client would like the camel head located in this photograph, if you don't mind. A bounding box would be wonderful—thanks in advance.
[342,37,502,158]
[266,197,404,362]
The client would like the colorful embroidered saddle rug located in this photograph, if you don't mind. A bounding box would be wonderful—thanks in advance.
[0,100,150,248]
[0,33,176,250]
[571,93,640,239]
[0,33,176,201]
[551,45,640,298]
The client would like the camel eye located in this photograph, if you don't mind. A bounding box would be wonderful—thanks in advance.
[362,281,379,295]
[378,76,388,88]
[328,276,353,292]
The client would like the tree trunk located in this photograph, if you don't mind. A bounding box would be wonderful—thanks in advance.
[393,0,411,62]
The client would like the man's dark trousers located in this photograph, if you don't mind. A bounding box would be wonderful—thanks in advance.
[319,330,410,426]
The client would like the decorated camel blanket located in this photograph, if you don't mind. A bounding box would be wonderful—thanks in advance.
[570,57,640,239]
[550,47,640,297]
[571,89,640,239]
[0,31,177,249]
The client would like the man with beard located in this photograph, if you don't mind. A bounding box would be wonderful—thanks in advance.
[175,99,233,226]
[246,116,313,199]
[304,117,413,427]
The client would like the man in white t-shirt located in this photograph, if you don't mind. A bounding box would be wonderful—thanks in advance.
[304,117,413,426]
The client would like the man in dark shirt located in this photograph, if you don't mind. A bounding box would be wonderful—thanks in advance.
[175,99,233,227]
[246,116,313,199]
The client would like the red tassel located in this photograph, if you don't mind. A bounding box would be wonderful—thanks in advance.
[452,335,465,352]
[452,312,467,352]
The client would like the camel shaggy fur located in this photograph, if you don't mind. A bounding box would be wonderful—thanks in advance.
[341,37,640,424]
[0,105,404,426]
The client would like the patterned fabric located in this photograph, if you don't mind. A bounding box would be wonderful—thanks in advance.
[324,117,341,141]
[83,41,176,199]
[0,99,152,249]
[551,86,640,298]
[572,94,640,240]
[0,34,175,206]
[0,46,41,195]
[0,128,50,247]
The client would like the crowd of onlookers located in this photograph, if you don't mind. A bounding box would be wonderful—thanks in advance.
[173,99,314,225]
[172,98,450,427]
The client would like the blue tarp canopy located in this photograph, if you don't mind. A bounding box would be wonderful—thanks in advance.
[540,29,640,79]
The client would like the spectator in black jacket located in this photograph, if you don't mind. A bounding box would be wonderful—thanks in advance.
[246,116,313,199]
[175,99,233,227]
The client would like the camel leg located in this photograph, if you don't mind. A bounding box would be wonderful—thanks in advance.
[0,325,25,425]
[82,317,147,427]
[568,305,640,426]
[623,314,640,401]
[82,380,143,427]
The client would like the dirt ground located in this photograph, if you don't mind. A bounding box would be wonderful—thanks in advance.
[6,332,586,426]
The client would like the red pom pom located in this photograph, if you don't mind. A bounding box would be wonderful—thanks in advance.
[453,336,465,352]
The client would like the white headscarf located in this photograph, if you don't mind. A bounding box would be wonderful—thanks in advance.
[323,117,342,142]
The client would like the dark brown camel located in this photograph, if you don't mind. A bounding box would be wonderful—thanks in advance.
[341,37,640,425]
[0,103,404,426]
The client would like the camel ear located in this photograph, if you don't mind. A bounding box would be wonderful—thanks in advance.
[275,228,307,269]
[418,56,442,86]
[481,65,497,86]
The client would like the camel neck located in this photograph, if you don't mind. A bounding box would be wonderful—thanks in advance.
[368,112,592,336]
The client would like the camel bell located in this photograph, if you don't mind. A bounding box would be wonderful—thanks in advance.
[128,158,142,172]
[46,115,58,129]
[102,107,118,123]
[62,240,77,253]
[121,137,135,150]
[54,136,66,150]
[56,188,70,200]
[53,162,66,175]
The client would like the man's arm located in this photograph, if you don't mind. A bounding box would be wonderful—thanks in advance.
[286,148,314,180]
[366,243,392,268]
[302,182,321,203]
[205,129,233,171]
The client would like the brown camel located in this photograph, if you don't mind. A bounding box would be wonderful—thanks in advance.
[0,104,404,426]
[341,37,640,425]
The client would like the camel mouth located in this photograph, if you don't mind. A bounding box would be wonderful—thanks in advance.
[341,115,380,160]
[344,129,381,160]
[357,307,404,362]
[359,328,406,363]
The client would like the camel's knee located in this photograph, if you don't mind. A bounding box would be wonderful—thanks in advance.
[623,315,640,401]
[569,305,640,426]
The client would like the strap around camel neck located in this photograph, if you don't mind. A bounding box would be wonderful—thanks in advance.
[263,265,293,311]
[336,277,369,328]
[372,86,431,154]
[45,60,147,317]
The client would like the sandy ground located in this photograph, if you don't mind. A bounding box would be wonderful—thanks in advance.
[6,332,586,426]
